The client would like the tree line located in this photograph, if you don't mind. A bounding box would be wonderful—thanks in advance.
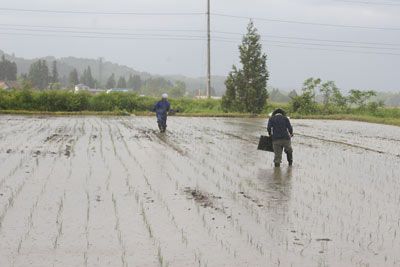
[0,57,188,97]
[219,21,389,114]
[289,78,381,114]
[0,55,17,81]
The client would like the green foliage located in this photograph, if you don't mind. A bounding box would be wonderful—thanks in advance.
[127,74,142,91]
[170,98,221,113]
[288,90,298,99]
[1,87,398,124]
[28,60,49,89]
[51,60,59,83]
[106,73,116,89]
[141,77,173,97]
[117,76,127,88]
[0,90,220,113]
[68,69,79,88]
[81,66,96,88]
[222,21,269,114]
[168,81,186,98]
[331,85,348,110]
[222,66,242,112]
[289,78,320,114]
[0,55,17,81]
[348,89,377,108]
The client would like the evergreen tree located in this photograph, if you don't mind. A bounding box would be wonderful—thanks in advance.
[132,75,142,90]
[127,74,142,90]
[127,74,134,88]
[28,60,49,89]
[222,66,243,111]
[68,68,79,87]
[117,76,127,88]
[81,66,95,88]
[51,60,59,83]
[0,55,17,80]
[221,21,269,113]
[106,73,116,89]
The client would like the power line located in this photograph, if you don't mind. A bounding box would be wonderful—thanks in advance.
[1,31,400,56]
[333,0,400,6]
[213,39,400,56]
[263,43,400,56]
[0,26,206,39]
[212,35,400,51]
[2,23,398,47]
[0,31,208,41]
[213,30,400,47]
[0,23,206,33]
[0,7,205,16]
[211,12,400,31]
[2,26,398,51]
[1,7,398,31]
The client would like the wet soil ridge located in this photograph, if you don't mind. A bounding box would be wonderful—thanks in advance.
[0,116,399,266]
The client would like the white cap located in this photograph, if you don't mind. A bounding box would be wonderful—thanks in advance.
[162,93,168,99]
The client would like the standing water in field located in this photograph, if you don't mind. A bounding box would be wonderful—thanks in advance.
[0,116,399,266]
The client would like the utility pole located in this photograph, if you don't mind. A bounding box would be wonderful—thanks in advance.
[98,57,103,89]
[206,0,211,98]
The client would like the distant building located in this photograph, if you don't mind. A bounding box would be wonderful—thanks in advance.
[194,95,222,100]
[106,88,131,94]
[74,84,105,94]
[74,84,90,92]
[0,80,19,90]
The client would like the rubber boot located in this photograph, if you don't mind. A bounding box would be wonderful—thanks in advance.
[287,152,293,166]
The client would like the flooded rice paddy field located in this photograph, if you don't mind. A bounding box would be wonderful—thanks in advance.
[0,115,399,267]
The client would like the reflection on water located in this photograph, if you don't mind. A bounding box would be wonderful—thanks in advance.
[258,167,293,197]
[258,167,293,219]
[257,167,294,246]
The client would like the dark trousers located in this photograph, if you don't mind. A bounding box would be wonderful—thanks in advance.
[156,113,167,130]
[272,139,293,164]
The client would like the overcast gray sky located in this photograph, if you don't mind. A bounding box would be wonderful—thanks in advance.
[1,0,399,91]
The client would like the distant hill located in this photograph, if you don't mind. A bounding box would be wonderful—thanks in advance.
[0,49,227,96]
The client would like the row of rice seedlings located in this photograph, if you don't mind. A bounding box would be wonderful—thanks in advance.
[15,159,59,259]
[111,193,128,267]
[0,119,39,167]
[0,175,28,231]
[100,122,168,266]
[132,119,296,263]
[53,193,65,249]
[114,123,219,265]
[136,147,262,262]
[129,123,270,259]
[168,122,278,259]
[106,122,118,156]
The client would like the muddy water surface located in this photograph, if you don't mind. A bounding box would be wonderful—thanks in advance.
[0,116,399,267]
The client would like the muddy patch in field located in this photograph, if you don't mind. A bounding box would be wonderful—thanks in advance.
[183,187,222,210]
[44,133,72,143]
[132,128,156,141]
[155,133,187,156]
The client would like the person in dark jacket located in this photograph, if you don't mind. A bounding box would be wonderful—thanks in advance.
[267,108,293,167]
[153,93,170,133]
